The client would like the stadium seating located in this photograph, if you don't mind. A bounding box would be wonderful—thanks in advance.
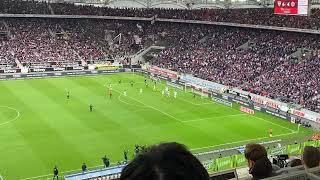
[0,1,319,111]
[0,16,319,112]
[1,1,320,29]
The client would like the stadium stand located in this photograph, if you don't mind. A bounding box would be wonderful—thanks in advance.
[1,1,320,29]
[0,16,319,113]
[1,1,320,180]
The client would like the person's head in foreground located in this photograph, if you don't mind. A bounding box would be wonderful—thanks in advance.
[288,158,302,167]
[120,142,209,180]
[302,146,320,168]
[245,143,272,179]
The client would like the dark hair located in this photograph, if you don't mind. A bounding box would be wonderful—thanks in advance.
[244,144,268,162]
[245,144,272,179]
[120,142,209,180]
[303,146,320,168]
[288,159,302,167]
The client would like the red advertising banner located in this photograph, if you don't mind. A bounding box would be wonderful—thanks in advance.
[149,66,178,79]
[266,101,280,110]
[240,106,255,115]
[252,96,264,105]
[274,0,309,16]
[274,0,298,15]
[292,109,305,117]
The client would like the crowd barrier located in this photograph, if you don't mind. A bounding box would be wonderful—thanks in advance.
[203,140,320,173]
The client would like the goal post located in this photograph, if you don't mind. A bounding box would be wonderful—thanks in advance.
[183,82,209,98]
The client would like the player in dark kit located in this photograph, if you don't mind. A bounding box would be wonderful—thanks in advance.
[130,81,134,87]
[82,163,87,173]
[66,91,70,100]
[134,144,140,156]
[124,150,128,162]
[89,104,94,112]
[53,166,59,180]
[102,155,110,168]
[109,90,112,99]
[144,78,148,87]
[118,80,121,84]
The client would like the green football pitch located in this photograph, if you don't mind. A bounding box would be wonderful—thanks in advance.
[0,73,313,180]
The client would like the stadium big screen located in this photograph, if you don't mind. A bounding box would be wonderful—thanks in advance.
[274,0,310,16]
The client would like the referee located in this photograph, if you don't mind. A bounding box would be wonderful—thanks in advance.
[53,166,59,180]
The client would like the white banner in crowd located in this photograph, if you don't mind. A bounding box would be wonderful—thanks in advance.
[180,74,227,93]
[149,67,320,124]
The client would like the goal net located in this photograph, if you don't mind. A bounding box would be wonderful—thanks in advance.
[184,82,209,98]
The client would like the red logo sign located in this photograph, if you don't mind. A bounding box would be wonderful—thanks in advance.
[293,110,305,117]
[274,0,298,15]
[252,97,264,105]
[240,106,255,115]
[149,66,178,79]
[266,101,280,110]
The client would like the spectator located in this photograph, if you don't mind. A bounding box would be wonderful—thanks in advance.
[244,144,273,179]
[120,142,209,180]
[288,159,302,167]
[302,146,320,168]
[82,163,87,173]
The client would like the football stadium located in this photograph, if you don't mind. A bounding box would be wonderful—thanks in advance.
[0,0,320,180]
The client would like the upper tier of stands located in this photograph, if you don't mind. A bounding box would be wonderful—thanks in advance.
[1,0,320,30]
[0,17,319,113]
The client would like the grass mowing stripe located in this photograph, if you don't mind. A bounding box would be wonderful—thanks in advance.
[0,73,312,180]
[112,88,183,123]
[191,131,297,152]
[181,114,247,123]
[0,106,20,127]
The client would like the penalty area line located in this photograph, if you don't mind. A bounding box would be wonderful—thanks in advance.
[112,89,182,123]
[117,94,147,108]
[181,114,247,123]
[178,97,214,106]
[191,131,297,152]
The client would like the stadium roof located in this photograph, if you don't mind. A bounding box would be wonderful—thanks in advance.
[43,0,274,9]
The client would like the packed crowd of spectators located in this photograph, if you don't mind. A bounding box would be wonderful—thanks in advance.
[118,142,320,180]
[1,0,320,30]
[151,25,320,112]
[0,17,318,112]
[242,55,320,106]
[0,0,50,14]
[0,18,155,68]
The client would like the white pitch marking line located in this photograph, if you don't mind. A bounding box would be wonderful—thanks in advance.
[112,89,182,123]
[19,164,106,180]
[0,106,20,127]
[19,131,299,180]
[178,97,214,106]
[251,116,295,133]
[117,94,147,108]
[222,104,296,133]
[182,114,247,123]
[191,131,297,152]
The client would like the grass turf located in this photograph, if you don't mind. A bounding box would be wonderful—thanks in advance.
[0,73,313,180]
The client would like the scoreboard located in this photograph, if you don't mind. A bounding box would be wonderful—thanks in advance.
[274,0,310,16]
